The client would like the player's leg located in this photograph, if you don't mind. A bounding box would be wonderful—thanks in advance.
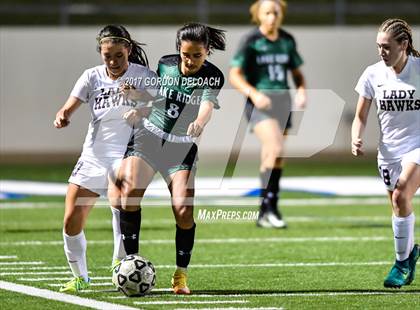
[384,161,420,288]
[253,118,287,228]
[107,179,126,269]
[60,183,97,292]
[167,169,195,295]
[117,156,155,256]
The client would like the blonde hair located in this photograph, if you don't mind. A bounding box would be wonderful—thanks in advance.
[250,0,287,25]
[379,18,420,57]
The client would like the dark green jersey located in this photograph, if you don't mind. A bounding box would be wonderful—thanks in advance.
[148,55,224,136]
[231,28,303,91]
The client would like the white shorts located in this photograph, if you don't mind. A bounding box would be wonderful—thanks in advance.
[378,148,420,191]
[68,155,123,196]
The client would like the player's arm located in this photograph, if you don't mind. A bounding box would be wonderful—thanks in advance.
[187,101,214,138]
[229,67,271,110]
[291,67,307,109]
[351,95,372,156]
[54,96,82,128]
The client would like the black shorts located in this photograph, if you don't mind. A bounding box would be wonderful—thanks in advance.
[245,90,292,131]
[125,127,198,177]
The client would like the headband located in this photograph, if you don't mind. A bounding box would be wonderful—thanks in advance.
[99,36,131,44]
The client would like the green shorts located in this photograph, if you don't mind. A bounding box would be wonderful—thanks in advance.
[125,127,198,177]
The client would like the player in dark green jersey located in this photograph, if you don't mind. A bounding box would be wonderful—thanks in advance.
[229,0,307,228]
[113,23,225,295]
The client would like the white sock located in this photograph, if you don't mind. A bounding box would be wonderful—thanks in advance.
[63,230,89,282]
[392,213,415,261]
[111,207,126,264]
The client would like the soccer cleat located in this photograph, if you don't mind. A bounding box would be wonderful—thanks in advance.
[407,244,419,285]
[171,270,191,295]
[256,211,287,229]
[383,260,410,288]
[59,276,90,293]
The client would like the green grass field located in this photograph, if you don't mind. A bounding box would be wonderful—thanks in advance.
[1,160,419,309]
[1,198,419,309]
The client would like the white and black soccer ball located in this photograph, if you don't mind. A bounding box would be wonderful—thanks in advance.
[112,254,156,297]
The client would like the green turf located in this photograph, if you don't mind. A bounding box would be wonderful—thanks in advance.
[0,200,419,309]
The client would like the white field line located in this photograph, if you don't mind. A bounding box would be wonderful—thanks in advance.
[0,216,397,227]
[0,236,401,247]
[133,300,248,305]
[0,271,74,276]
[48,282,113,287]
[0,280,140,310]
[0,261,44,265]
[3,261,392,277]
[0,197,398,209]
[0,255,17,259]
[0,266,69,271]
[20,276,111,281]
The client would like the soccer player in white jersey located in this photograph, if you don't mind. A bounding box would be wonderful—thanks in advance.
[352,18,420,288]
[53,25,157,293]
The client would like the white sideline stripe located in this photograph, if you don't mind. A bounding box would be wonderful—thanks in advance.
[1,271,73,276]
[0,236,398,247]
[0,255,17,259]
[0,280,140,310]
[0,266,69,271]
[133,300,248,305]
[5,261,392,276]
[20,277,111,281]
[49,282,113,287]
[0,261,44,265]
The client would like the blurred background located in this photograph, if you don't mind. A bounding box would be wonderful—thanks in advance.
[0,0,419,172]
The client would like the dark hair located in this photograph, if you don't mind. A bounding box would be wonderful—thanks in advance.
[176,23,226,55]
[379,18,419,57]
[96,25,149,67]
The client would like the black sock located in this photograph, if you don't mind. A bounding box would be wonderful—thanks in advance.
[175,223,196,268]
[120,209,141,255]
[260,168,282,214]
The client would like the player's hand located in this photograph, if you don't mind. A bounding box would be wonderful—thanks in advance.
[120,82,136,100]
[123,108,144,126]
[53,110,70,128]
[294,90,307,109]
[187,120,204,137]
[351,138,364,156]
[251,91,272,110]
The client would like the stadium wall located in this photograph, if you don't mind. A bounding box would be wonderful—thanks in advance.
[1,26,418,162]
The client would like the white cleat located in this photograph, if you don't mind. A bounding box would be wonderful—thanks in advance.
[257,211,287,229]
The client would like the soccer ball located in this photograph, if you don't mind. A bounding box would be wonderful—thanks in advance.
[112,254,156,296]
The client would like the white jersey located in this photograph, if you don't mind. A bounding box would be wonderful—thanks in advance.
[355,56,420,161]
[71,62,157,158]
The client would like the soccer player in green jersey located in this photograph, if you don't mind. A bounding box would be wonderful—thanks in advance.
[229,0,307,228]
[112,23,225,294]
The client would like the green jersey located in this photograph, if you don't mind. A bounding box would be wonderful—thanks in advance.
[231,28,303,91]
[148,54,224,136]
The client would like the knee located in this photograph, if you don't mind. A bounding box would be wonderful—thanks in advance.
[174,205,194,229]
[392,188,409,214]
[63,212,81,235]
